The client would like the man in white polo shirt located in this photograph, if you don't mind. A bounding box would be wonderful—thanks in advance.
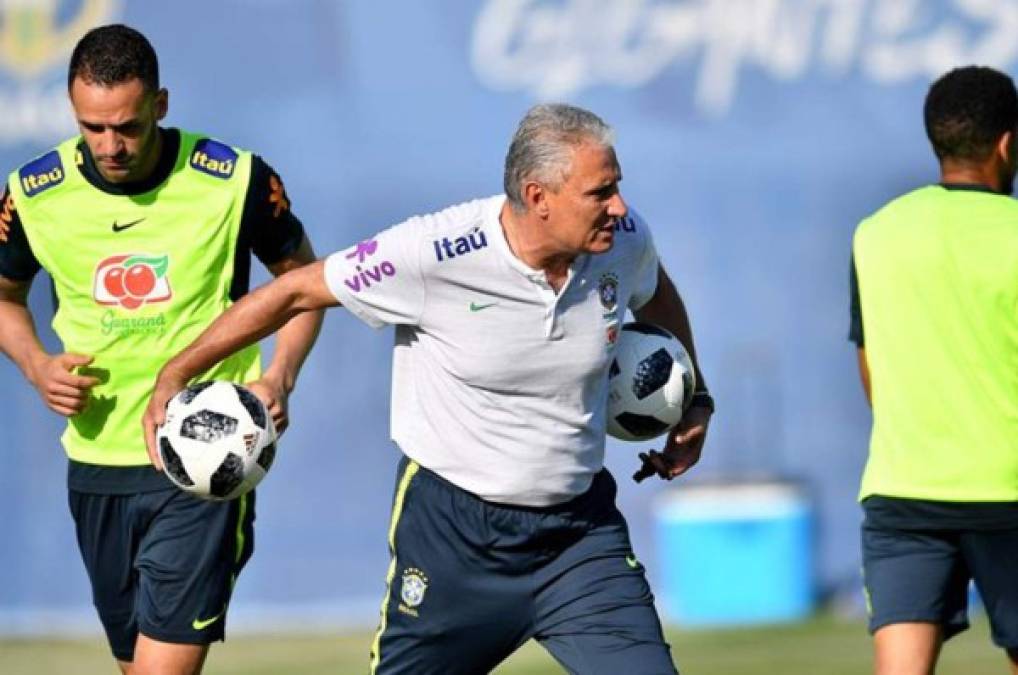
[144,103,713,674]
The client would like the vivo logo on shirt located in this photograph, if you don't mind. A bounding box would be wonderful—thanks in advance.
[433,228,488,262]
[344,261,396,292]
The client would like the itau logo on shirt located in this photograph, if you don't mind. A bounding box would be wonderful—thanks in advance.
[433,225,488,262]
[94,253,172,310]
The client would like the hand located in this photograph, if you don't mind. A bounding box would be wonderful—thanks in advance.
[29,353,100,417]
[246,376,290,435]
[142,367,190,471]
[633,405,712,483]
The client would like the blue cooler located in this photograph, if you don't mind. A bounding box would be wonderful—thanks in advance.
[653,482,814,626]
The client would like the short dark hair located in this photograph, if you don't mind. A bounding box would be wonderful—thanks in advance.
[924,66,1018,161]
[67,24,159,92]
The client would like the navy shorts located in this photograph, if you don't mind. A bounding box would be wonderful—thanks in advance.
[862,505,1018,647]
[68,487,255,661]
[370,458,677,675]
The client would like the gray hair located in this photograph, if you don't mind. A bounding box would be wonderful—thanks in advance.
[503,103,615,212]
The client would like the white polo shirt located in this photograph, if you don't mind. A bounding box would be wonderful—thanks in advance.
[324,195,659,506]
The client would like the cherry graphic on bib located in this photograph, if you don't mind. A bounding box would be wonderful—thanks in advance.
[125,264,156,297]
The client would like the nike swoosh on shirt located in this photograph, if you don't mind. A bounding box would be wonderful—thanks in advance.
[111,218,145,233]
[469,302,496,312]
[625,554,640,569]
[192,608,225,630]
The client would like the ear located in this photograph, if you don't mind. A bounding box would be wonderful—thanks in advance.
[997,130,1014,162]
[154,88,169,122]
[521,180,551,218]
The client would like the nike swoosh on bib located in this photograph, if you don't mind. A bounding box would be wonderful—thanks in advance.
[111,218,145,233]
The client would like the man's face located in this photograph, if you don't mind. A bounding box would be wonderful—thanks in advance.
[542,142,627,256]
[69,76,167,184]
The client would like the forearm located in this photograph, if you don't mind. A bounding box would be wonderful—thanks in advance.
[634,266,707,390]
[261,306,323,393]
[0,298,47,384]
[162,262,333,384]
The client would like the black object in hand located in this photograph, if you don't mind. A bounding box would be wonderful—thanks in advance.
[633,450,670,483]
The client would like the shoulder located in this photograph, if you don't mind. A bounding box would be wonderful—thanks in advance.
[398,195,500,238]
[179,130,248,181]
[855,186,931,237]
[379,195,499,256]
[14,146,68,200]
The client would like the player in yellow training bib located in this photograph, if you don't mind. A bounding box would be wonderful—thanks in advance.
[0,24,322,674]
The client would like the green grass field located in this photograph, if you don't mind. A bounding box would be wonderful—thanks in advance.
[0,615,1009,674]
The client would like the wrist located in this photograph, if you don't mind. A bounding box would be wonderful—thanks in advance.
[688,390,715,414]
[260,368,295,395]
[158,361,191,389]
[25,350,49,387]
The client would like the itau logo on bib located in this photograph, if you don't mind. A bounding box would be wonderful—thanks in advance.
[94,253,172,310]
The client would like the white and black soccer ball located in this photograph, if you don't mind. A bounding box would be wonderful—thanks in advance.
[157,381,277,501]
[606,322,696,442]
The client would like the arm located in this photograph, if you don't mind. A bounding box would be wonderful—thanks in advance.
[857,347,872,406]
[632,264,712,481]
[142,259,338,466]
[848,257,870,405]
[245,234,324,434]
[0,275,98,415]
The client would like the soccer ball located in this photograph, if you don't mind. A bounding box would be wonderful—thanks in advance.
[606,322,696,442]
[157,381,277,501]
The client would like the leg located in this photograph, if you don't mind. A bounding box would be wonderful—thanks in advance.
[872,622,942,675]
[132,489,256,673]
[68,489,143,664]
[129,635,208,675]
[533,473,676,675]
[861,520,969,675]
[370,460,532,675]
[958,528,1018,672]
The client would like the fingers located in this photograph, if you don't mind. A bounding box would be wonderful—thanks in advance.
[33,353,100,416]
[265,397,287,435]
[55,353,100,387]
[635,450,673,482]
[246,380,287,436]
[49,397,87,417]
[142,379,182,472]
[142,410,163,471]
[634,429,707,484]
[272,410,288,436]
[56,353,93,369]
[45,377,96,399]
[47,381,91,402]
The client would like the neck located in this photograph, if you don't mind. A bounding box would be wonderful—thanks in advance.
[940,158,1002,192]
[132,127,164,183]
[499,201,575,274]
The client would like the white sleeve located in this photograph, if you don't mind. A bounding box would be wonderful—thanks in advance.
[628,211,660,311]
[323,217,427,328]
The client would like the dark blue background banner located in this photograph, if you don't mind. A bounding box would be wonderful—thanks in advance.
[2,0,1010,631]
